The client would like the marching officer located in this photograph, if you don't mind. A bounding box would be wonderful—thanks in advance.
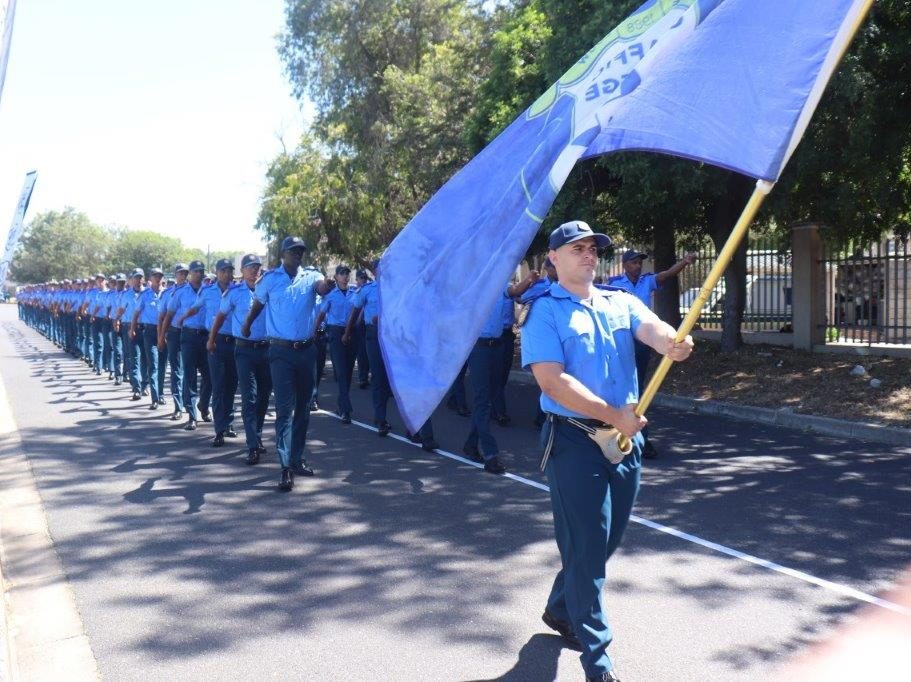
[158,264,189,420]
[314,265,356,423]
[130,267,167,409]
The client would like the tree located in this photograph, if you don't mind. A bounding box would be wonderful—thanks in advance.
[105,229,196,276]
[11,208,108,282]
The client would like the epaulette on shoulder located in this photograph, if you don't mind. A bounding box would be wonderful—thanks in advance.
[594,283,626,294]
[518,288,551,327]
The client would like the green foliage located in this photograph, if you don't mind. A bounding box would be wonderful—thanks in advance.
[104,229,195,275]
[11,208,108,283]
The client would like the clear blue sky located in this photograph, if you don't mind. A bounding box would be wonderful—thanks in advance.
[0,0,310,253]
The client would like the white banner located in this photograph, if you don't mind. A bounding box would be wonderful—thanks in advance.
[0,0,18,106]
[0,170,37,289]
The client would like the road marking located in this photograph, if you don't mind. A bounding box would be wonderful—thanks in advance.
[329,411,911,617]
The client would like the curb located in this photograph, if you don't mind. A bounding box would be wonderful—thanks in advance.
[509,370,911,447]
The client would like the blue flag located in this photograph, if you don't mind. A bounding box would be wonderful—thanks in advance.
[380,0,870,433]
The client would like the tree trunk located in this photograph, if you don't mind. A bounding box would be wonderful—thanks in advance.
[708,174,754,352]
[652,225,681,328]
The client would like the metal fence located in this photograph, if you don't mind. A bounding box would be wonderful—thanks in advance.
[821,235,911,345]
[596,235,793,333]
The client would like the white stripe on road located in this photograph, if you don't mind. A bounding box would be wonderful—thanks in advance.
[328,410,911,617]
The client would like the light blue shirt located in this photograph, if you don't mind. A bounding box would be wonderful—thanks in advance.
[220,282,265,340]
[320,287,356,327]
[118,287,145,322]
[607,272,660,309]
[521,276,554,303]
[194,282,230,331]
[254,265,323,341]
[168,282,206,330]
[352,281,379,325]
[103,290,120,319]
[135,287,164,325]
[159,284,182,325]
[521,283,658,415]
[479,288,510,339]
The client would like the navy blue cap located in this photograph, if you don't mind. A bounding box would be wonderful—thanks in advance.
[280,236,307,252]
[188,260,205,272]
[215,258,234,271]
[241,253,262,268]
[335,264,351,275]
[548,221,611,251]
[355,269,368,280]
[622,249,648,263]
[115,273,127,282]
[174,263,189,273]
[130,268,144,278]
[149,267,164,276]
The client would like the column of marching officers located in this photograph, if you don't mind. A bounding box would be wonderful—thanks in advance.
[15,235,542,492]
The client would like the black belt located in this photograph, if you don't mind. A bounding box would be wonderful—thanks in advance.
[217,333,234,344]
[182,327,208,336]
[269,337,313,349]
[550,414,612,429]
[540,414,615,471]
[167,326,181,334]
[475,337,502,348]
[139,323,157,331]
[235,338,269,349]
[326,325,346,332]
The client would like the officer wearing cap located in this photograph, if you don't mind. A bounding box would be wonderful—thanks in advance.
[242,236,335,492]
[521,220,693,682]
[351,269,371,388]
[158,263,189,419]
[302,261,329,412]
[100,275,118,380]
[210,253,270,464]
[86,273,109,375]
[109,274,128,384]
[130,267,167,409]
[114,269,148,400]
[606,248,696,458]
[193,258,239,446]
[162,260,211,430]
[314,264,356,423]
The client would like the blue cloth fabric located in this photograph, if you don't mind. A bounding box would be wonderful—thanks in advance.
[141,326,165,404]
[351,281,379,325]
[135,287,165,325]
[118,287,144,323]
[169,283,206,330]
[195,282,230,331]
[521,283,658,416]
[463,343,500,459]
[180,329,211,420]
[207,334,237,433]
[478,288,510,339]
[267,343,316,468]
[606,272,659,309]
[326,326,355,416]
[364,325,390,423]
[378,0,865,433]
[165,327,184,411]
[235,343,272,449]
[320,287,356,327]
[159,284,183,326]
[220,283,265,340]
[254,266,322,341]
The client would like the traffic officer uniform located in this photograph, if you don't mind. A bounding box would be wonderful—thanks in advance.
[219,253,271,463]
[521,221,678,682]
[319,265,356,422]
[100,275,118,379]
[132,268,167,408]
[109,275,127,384]
[196,258,238,444]
[352,269,371,387]
[117,270,147,399]
[304,264,328,412]
[160,264,189,419]
[168,260,211,429]
[88,274,108,375]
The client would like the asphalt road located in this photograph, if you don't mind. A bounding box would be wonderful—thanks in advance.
[1,303,909,681]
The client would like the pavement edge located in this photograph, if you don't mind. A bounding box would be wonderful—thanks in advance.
[0,362,100,681]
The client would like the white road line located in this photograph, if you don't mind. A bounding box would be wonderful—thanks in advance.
[325,410,911,617]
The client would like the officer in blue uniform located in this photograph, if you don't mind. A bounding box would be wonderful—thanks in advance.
[114,269,147,400]
[194,258,239,446]
[162,260,211,430]
[606,249,696,458]
[522,221,693,682]
[352,269,371,388]
[158,264,189,420]
[130,267,167,409]
[242,237,335,492]
[314,265,356,423]
[210,254,270,464]
[109,275,127,384]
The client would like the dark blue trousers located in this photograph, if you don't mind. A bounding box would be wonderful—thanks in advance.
[446,362,469,411]
[235,342,271,449]
[91,318,105,371]
[364,325,390,423]
[122,327,143,392]
[326,326,355,416]
[141,326,165,404]
[463,342,499,459]
[207,334,238,434]
[268,343,316,469]
[542,419,641,679]
[180,329,211,421]
[634,339,652,441]
[354,321,369,384]
[101,319,114,373]
[166,327,184,411]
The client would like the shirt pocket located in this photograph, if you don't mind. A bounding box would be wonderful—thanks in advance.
[561,311,596,355]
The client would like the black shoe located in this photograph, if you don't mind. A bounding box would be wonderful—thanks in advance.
[200,411,211,422]
[278,468,293,492]
[493,413,512,426]
[456,407,470,417]
[405,431,422,444]
[158,397,166,406]
[359,381,369,389]
[462,445,484,463]
[171,409,182,421]
[341,412,352,424]
[484,456,507,475]
[184,419,198,431]
[212,432,225,447]
[291,462,314,477]
[141,388,149,397]
[587,672,621,682]
[94,369,101,376]
[245,448,260,465]
[107,372,114,380]
[131,391,141,401]
[542,610,582,649]
[421,440,440,452]
[310,400,319,412]
[225,429,238,438]
[376,421,391,437]
[256,437,265,453]
[149,402,159,410]
[643,441,659,459]
[114,378,122,386]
